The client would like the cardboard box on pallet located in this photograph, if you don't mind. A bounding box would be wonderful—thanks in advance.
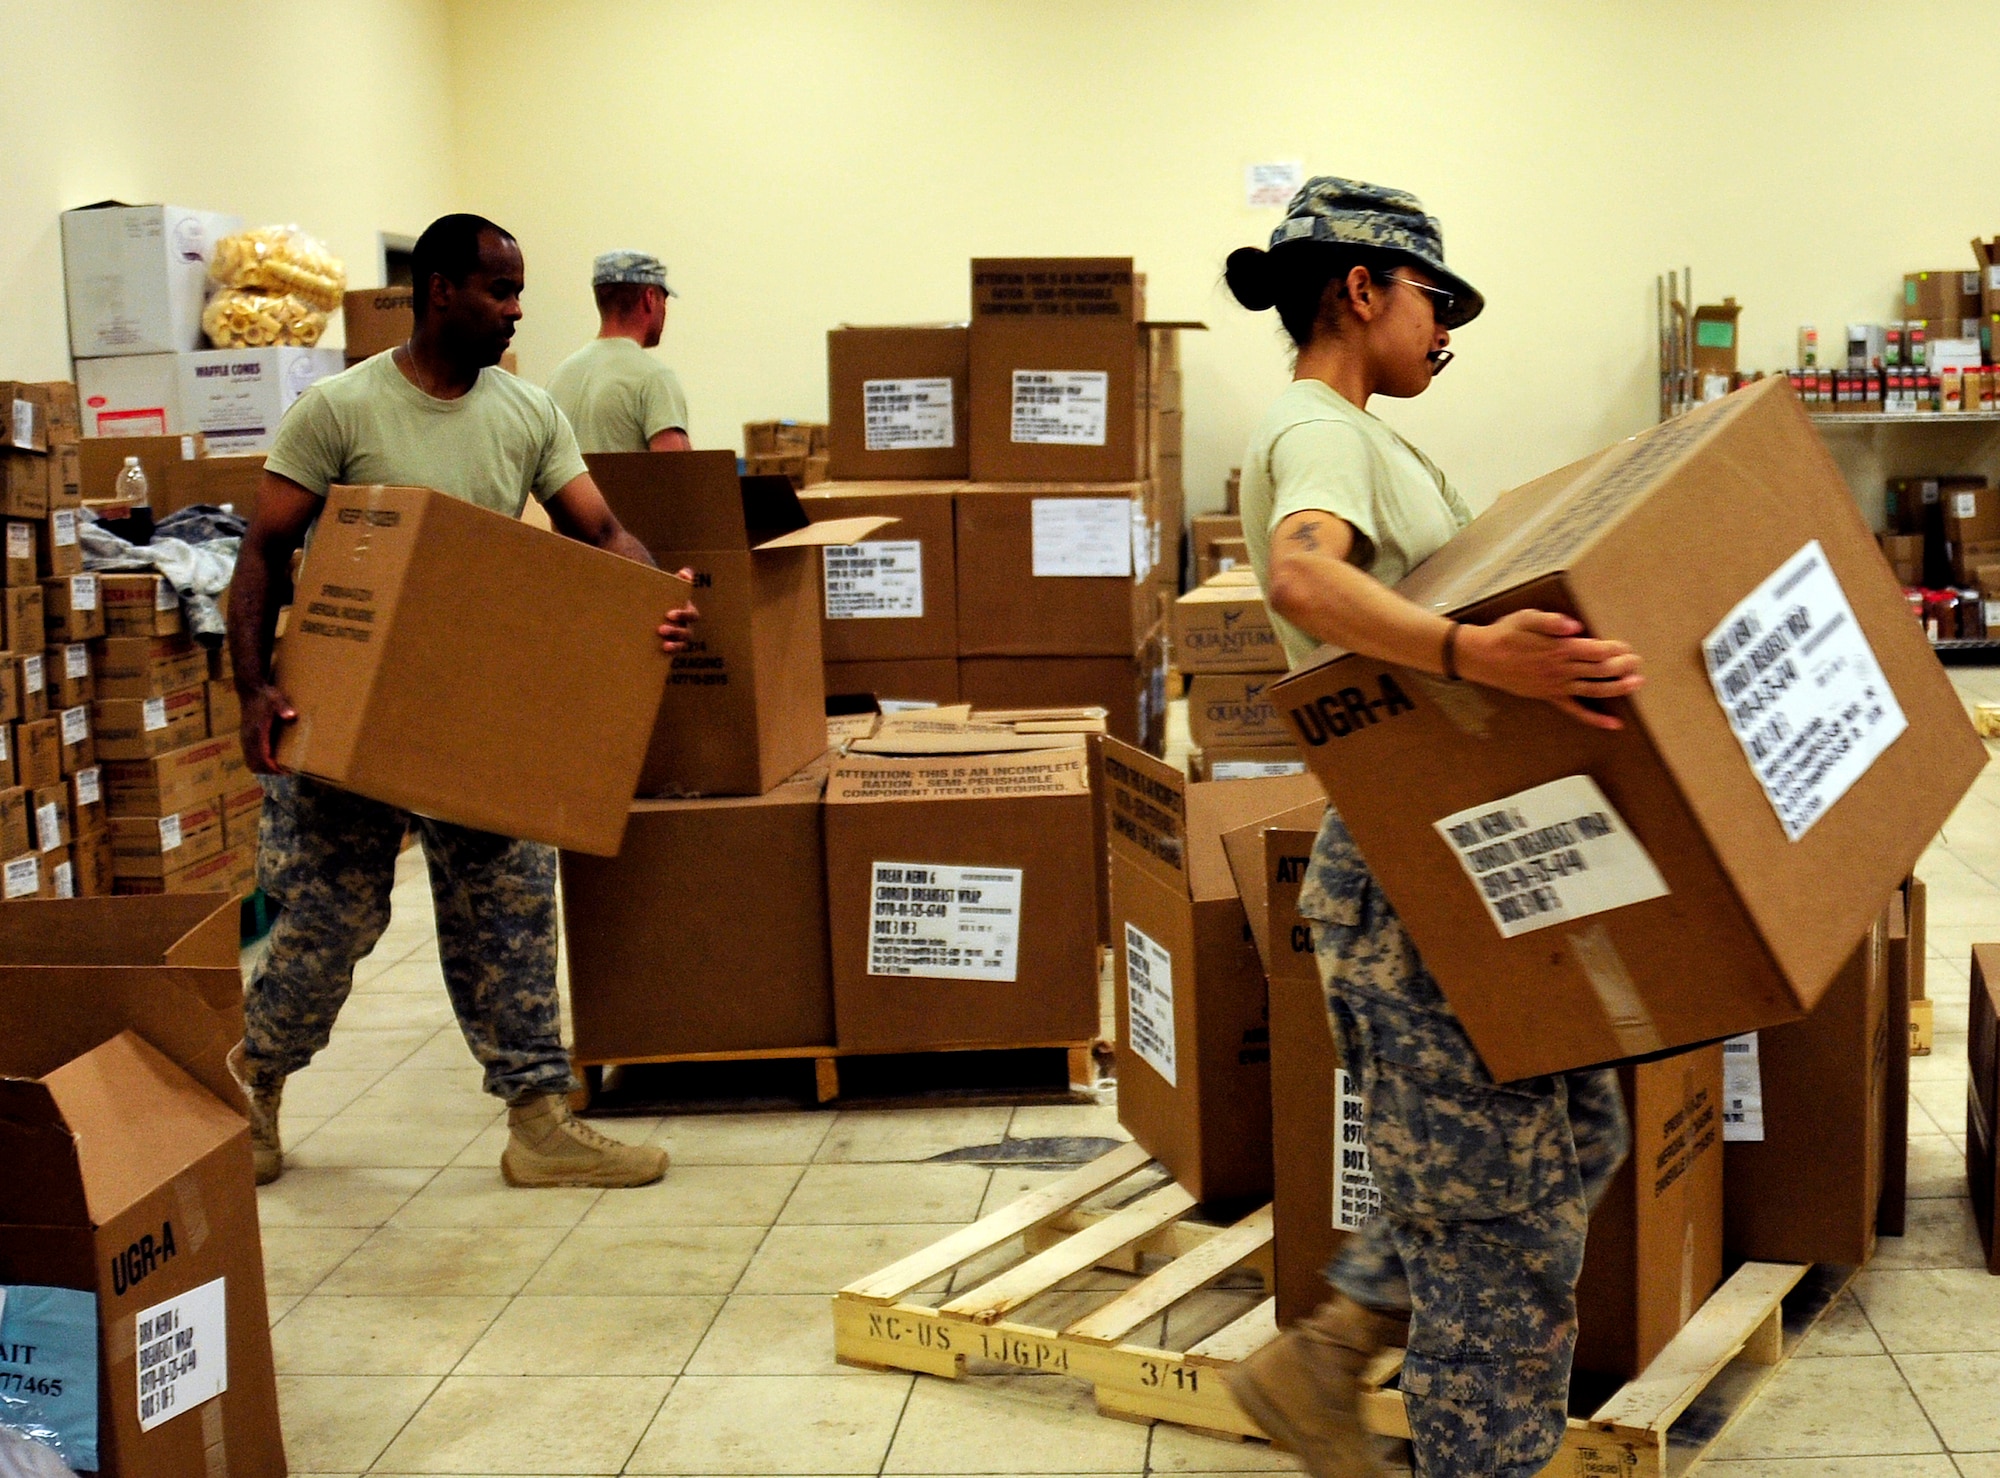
[57,702,94,776]
[47,641,91,710]
[4,582,43,651]
[824,711,1103,1052]
[561,756,835,1062]
[0,850,43,900]
[70,764,104,837]
[1103,738,1321,1202]
[825,658,961,710]
[101,573,184,637]
[588,450,893,797]
[109,795,225,879]
[827,326,971,481]
[4,518,36,584]
[1190,743,1305,782]
[1971,945,2000,1274]
[955,482,1165,656]
[103,737,231,817]
[92,684,207,762]
[0,893,285,1476]
[72,826,113,896]
[97,634,206,698]
[1274,379,1985,1081]
[1187,672,1290,750]
[42,572,104,642]
[802,481,961,662]
[75,433,203,506]
[958,625,1170,755]
[1722,916,1890,1266]
[38,507,83,578]
[272,483,690,852]
[19,717,62,789]
[117,841,252,897]
[30,783,69,853]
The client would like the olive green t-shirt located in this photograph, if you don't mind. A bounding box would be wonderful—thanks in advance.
[265,351,587,518]
[1241,379,1473,668]
[545,337,690,453]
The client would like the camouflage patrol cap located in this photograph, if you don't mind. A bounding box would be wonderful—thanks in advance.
[591,249,678,296]
[1270,177,1482,328]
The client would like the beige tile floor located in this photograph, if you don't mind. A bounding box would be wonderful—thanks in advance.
[254,679,2000,1476]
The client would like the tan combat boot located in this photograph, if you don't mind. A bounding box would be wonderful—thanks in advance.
[226,1042,285,1186]
[1224,1294,1409,1478]
[502,1092,669,1188]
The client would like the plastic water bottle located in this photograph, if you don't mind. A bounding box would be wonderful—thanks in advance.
[113,455,148,505]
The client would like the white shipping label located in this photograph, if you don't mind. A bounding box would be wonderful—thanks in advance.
[1434,775,1669,939]
[1721,1033,1764,1142]
[141,697,166,732]
[0,729,11,762]
[823,541,924,620]
[22,655,42,693]
[867,862,1023,981]
[52,510,77,548]
[52,860,73,899]
[1129,501,1155,583]
[2,856,36,900]
[1703,540,1907,841]
[76,767,100,806]
[1988,265,2000,292]
[157,814,183,852]
[10,399,32,450]
[60,706,87,745]
[862,377,955,451]
[155,579,177,612]
[34,803,59,851]
[1956,492,1980,520]
[1987,600,2000,630]
[63,643,87,680]
[5,525,27,562]
[1334,1069,1381,1231]
[1010,370,1109,446]
[1122,923,1177,1086]
[1212,759,1307,780]
[135,1275,227,1432]
[69,574,97,611]
[1031,497,1133,578]
[877,698,937,713]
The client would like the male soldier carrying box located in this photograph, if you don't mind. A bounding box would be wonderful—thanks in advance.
[547,249,693,453]
[226,213,698,1190]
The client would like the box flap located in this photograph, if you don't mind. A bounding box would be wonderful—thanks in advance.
[0,1078,90,1225]
[754,514,899,551]
[1101,737,1187,891]
[852,707,1102,754]
[972,707,1110,730]
[587,449,769,552]
[1222,798,1327,974]
[827,745,1091,803]
[1185,773,1328,903]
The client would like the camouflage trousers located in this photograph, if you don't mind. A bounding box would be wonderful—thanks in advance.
[242,774,575,1101]
[1299,809,1630,1478]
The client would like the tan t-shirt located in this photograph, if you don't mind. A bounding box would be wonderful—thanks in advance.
[545,337,690,453]
[265,351,587,518]
[1241,378,1473,668]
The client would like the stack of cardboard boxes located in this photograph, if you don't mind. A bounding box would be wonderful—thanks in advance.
[802,260,1191,752]
[744,420,830,488]
[1190,510,1247,585]
[1171,570,1298,782]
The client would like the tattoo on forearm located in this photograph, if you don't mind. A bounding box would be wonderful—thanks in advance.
[1286,520,1323,552]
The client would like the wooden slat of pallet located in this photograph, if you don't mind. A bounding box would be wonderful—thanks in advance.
[938,1182,1198,1323]
[839,1140,1152,1304]
[1185,1298,1278,1364]
[1067,1207,1272,1346]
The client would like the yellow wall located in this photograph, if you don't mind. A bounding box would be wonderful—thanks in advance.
[448,0,2000,513]
[0,0,454,379]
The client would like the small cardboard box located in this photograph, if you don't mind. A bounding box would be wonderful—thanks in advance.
[117,841,252,897]
[19,717,63,789]
[561,757,834,1062]
[1187,672,1291,748]
[206,680,240,739]
[1906,270,1980,328]
[824,714,1102,1052]
[1104,738,1321,1201]
[1172,581,1282,674]
[3,518,37,585]
[954,482,1165,655]
[1723,918,1890,1266]
[0,893,284,1476]
[1191,743,1306,782]
[97,635,207,700]
[958,630,1170,755]
[39,381,81,447]
[1691,299,1741,377]
[1970,944,2000,1274]
[4,582,44,651]
[825,658,961,710]
[109,795,225,878]
[802,481,961,661]
[827,325,971,481]
[1573,1045,1726,1381]
[1944,482,2000,548]
[272,484,689,853]
[39,507,83,577]
[588,451,892,798]
[75,433,203,506]
[92,685,208,762]
[57,702,95,776]
[1878,532,1924,586]
[60,202,243,357]
[342,287,415,361]
[159,453,264,519]
[42,572,105,641]
[1274,379,1985,1081]
[0,450,48,520]
[47,641,92,710]
[101,573,185,637]
[175,347,343,456]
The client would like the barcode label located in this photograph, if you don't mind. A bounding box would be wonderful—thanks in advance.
[142,697,167,731]
[867,861,1022,981]
[69,574,97,611]
[52,510,78,547]
[60,706,87,744]
[3,856,38,899]
[158,814,183,852]
[862,378,955,451]
[63,643,86,679]
[7,525,31,561]
[75,767,100,806]
[34,802,60,852]
[1721,1033,1764,1142]
[1122,922,1176,1086]
[823,541,924,620]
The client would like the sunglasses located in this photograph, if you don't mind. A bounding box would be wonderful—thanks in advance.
[1394,274,1460,325]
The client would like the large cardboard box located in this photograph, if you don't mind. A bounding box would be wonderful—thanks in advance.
[958,627,1169,754]
[75,352,181,438]
[160,454,265,518]
[1573,1046,1726,1381]
[1187,672,1291,749]
[824,713,1101,1052]
[1172,580,1282,674]
[103,737,233,817]
[1274,379,1985,1081]
[825,658,961,709]
[272,483,688,853]
[827,326,971,481]
[176,348,342,455]
[561,757,834,1062]
[0,893,283,1477]
[1104,739,1320,1202]
[342,287,415,361]
[1723,919,1890,1266]
[588,450,892,797]
[802,481,960,661]
[60,203,243,358]
[1971,944,2000,1274]
[954,483,1164,655]
[76,432,203,505]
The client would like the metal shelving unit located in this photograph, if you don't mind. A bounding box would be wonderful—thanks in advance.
[1812,411,2000,427]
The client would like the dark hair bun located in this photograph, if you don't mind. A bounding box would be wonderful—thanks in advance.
[1224,246,1277,311]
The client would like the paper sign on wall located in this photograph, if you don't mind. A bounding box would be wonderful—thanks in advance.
[1434,775,1669,938]
[1032,497,1132,578]
[867,861,1022,981]
[1246,160,1305,210]
[1011,370,1108,446]
[1333,1069,1380,1230]
[824,542,924,620]
[1721,1033,1764,1142]
[863,377,955,451]
[1123,923,1176,1085]
[134,1276,227,1432]
[1703,540,1907,841]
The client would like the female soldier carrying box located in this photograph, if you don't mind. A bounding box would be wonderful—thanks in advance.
[1222,179,1643,1478]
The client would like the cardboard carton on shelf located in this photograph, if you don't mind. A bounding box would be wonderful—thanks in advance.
[75,432,204,505]
[561,755,835,1063]
[802,480,962,662]
[1971,944,2000,1273]
[0,893,284,1476]
[1878,532,1924,586]
[1104,738,1321,1201]
[60,202,243,358]
[827,325,971,481]
[588,450,893,798]
[824,709,1103,1052]
[958,624,1169,755]
[342,287,415,362]
[825,658,961,710]
[1275,378,1986,1081]
[1190,743,1305,783]
[273,483,688,853]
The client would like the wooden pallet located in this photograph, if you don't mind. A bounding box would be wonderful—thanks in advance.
[574,1039,1101,1107]
[834,1144,1852,1474]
